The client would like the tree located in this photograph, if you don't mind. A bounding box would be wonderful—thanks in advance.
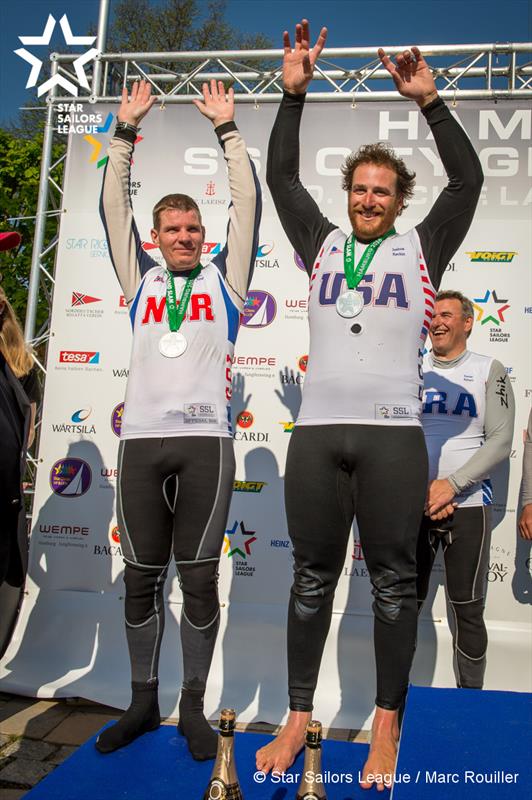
[105,0,271,60]
[0,129,63,334]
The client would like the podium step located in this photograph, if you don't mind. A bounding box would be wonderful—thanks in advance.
[393,685,532,799]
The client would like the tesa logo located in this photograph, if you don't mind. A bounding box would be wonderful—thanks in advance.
[59,350,99,364]
[236,411,254,429]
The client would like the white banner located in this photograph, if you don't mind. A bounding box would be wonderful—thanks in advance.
[1,101,530,727]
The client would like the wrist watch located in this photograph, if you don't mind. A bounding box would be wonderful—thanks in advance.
[115,121,138,134]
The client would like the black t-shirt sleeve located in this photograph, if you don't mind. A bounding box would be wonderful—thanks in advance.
[20,366,41,406]
[416,97,483,289]
[266,92,337,276]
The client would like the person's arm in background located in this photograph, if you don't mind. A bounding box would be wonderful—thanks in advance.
[426,361,515,519]
[518,408,532,539]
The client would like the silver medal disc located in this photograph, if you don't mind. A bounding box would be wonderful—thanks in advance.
[159,331,187,358]
[336,289,363,318]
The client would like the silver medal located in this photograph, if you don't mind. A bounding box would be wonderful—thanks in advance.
[336,289,363,318]
[159,331,187,358]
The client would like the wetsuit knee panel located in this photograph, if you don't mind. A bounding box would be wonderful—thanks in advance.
[291,565,337,619]
[371,567,414,624]
[176,560,219,627]
[124,563,168,625]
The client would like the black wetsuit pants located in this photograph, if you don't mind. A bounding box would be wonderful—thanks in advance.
[417,506,491,689]
[285,424,427,711]
[117,436,235,692]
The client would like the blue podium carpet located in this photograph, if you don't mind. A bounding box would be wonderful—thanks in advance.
[24,725,370,799]
[393,685,532,799]
[24,686,531,799]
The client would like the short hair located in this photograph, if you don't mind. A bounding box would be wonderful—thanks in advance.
[341,142,416,210]
[152,194,202,230]
[435,290,474,337]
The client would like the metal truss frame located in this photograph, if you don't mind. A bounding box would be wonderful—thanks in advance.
[25,34,532,335]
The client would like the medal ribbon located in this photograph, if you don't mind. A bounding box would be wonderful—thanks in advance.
[165,265,202,332]
[343,228,396,290]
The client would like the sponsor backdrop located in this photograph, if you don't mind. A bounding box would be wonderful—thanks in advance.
[0,102,530,728]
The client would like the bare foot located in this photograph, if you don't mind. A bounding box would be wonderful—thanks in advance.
[359,707,399,792]
[256,710,311,774]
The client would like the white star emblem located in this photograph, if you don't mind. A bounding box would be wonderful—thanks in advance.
[15,14,98,97]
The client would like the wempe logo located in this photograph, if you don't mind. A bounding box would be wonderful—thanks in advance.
[241,290,277,328]
[38,522,89,538]
[466,251,518,263]
[50,458,91,497]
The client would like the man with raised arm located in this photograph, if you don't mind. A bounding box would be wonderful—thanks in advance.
[418,290,515,689]
[256,20,483,789]
[96,80,261,760]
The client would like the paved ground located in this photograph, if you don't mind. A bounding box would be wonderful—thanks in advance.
[0,692,370,798]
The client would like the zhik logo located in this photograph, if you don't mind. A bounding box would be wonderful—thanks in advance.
[15,14,98,97]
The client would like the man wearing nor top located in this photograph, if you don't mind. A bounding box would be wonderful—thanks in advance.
[96,80,261,760]
[256,20,483,789]
[418,290,515,689]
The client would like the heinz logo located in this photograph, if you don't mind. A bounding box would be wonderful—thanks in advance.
[59,351,100,364]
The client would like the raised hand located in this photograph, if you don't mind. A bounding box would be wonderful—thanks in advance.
[117,79,157,127]
[193,80,234,127]
[378,47,438,107]
[282,19,327,95]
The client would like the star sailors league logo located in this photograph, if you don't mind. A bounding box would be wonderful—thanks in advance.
[15,14,98,97]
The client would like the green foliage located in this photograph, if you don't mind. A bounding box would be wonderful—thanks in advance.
[0,129,64,332]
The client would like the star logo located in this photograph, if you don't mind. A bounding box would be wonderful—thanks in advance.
[472,289,510,327]
[224,520,257,559]
[15,14,99,97]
